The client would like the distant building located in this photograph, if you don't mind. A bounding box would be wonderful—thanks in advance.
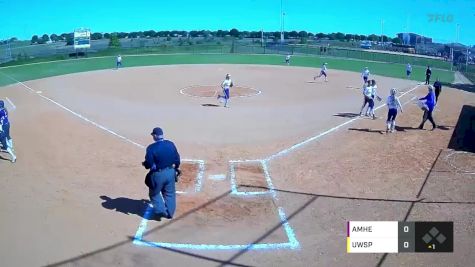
[397,33,432,45]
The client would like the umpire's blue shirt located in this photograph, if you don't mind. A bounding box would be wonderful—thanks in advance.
[144,139,180,171]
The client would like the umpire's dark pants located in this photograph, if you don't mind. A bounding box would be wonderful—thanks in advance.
[149,167,176,218]
[419,109,436,129]
[425,75,431,85]
[435,88,441,102]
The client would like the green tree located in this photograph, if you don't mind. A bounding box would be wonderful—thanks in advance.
[229,28,240,37]
[31,35,39,44]
[117,32,128,39]
[392,37,401,44]
[50,34,59,42]
[91,32,103,40]
[109,33,121,47]
[286,31,297,38]
[38,34,49,44]
[335,32,345,40]
[65,33,74,45]
[369,34,379,42]
[103,33,111,39]
[345,34,353,42]
[316,33,327,39]
[128,32,138,38]
[144,30,156,37]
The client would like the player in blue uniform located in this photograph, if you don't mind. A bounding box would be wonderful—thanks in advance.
[142,127,181,220]
[0,100,16,163]
[418,86,437,130]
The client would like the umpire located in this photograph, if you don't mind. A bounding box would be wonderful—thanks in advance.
[425,66,432,85]
[142,127,181,220]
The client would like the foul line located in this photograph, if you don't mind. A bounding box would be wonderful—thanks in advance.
[267,83,422,160]
[5,97,16,110]
[0,71,206,195]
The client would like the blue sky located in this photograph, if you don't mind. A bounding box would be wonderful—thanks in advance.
[1,0,474,44]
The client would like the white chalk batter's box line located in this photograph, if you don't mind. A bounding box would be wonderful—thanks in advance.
[177,159,205,194]
[133,205,300,251]
[229,160,276,197]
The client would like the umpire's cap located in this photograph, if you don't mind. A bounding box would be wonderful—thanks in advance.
[0,100,4,108]
[151,127,163,136]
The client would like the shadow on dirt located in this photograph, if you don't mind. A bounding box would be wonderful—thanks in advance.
[100,196,149,218]
[334,112,360,118]
[201,103,220,107]
[448,105,475,153]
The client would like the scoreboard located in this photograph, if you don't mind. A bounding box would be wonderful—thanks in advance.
[347,221,453,253]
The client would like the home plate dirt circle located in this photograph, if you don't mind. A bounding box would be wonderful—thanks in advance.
[180,85,261,98]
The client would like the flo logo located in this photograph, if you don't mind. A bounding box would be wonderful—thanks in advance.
[427,14,454,23]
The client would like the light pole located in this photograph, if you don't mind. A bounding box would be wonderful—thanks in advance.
[280,0,284,43]
[381,19,384,44]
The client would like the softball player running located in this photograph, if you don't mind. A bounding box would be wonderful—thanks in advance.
[386,88,403,133]
[314,63,328,82]
[360,80,373,116]
[368,80,382,119]
[217,74,233,108]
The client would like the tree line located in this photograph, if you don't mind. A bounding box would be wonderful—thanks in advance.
[26,29,402,45]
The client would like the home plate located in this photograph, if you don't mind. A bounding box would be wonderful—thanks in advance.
[36,91,42,93]
[209,174,226,180]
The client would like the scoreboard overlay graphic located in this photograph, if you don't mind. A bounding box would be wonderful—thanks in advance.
[347,221,453,253]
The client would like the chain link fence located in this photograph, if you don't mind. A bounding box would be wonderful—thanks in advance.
[0,38,458,72]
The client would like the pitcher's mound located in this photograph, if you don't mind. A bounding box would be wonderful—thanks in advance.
[180,85,261,98]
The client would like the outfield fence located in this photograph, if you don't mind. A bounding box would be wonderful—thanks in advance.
[0,38,459,72]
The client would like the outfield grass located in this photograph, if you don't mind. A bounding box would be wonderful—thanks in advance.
[0,54,454,87]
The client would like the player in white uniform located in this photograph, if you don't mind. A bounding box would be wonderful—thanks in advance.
[314,63,328,82]
[285,54,291,65]
[116,55,122,69]
[361,67,370,84]
[406,63,412,78]
[217,74,233,107]
[386,88,403,133]
[360,80,373,116]
[367,80,382,120]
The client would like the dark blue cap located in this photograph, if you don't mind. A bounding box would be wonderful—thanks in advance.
[151,127,163,136]
[0,100,4,108]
